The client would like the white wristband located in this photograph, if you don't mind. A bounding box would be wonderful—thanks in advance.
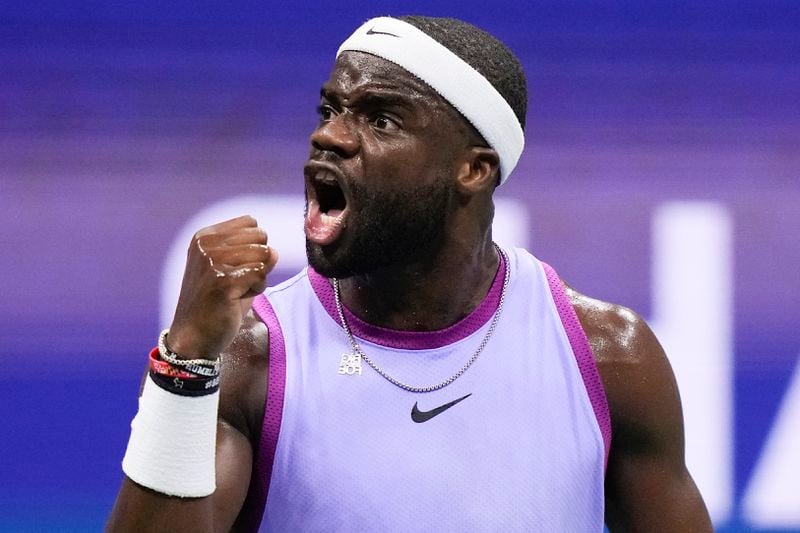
[122,375,219,497]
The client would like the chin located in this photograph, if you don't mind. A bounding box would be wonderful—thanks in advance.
[305,239,355,279]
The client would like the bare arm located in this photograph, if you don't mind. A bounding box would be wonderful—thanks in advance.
[107,216,275,532]
[107,313,270,533]
[106,420,253,533]
[570,289,713,532]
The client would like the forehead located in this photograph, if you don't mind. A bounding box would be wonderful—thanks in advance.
[322,51,443,106]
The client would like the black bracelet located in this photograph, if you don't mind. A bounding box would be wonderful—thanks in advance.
[166,360,220,378]
[148,370,220,397]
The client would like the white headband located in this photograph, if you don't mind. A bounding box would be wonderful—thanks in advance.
[337,17,524,184]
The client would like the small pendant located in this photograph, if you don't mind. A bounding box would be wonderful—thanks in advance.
[338,352,362,376]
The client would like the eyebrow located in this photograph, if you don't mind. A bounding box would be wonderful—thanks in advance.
[320,87,419,110]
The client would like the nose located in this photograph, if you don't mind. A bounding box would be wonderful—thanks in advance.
[310,113,359,158]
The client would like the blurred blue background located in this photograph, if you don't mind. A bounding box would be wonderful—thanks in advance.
[1,1,798,531]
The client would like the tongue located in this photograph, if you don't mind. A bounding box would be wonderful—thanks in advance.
[305,200,346,245]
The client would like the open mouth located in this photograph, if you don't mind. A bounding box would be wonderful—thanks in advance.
[305,169,350,246]
[313,172,347,216]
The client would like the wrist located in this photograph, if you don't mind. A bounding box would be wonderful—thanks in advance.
[157,330,222,377]
[121,335,223,498]
[122,375,220,497]
[165,324,221,361]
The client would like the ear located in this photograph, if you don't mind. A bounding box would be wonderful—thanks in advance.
[454,147,501,195]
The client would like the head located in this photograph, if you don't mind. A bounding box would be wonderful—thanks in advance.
[304,16,527,278]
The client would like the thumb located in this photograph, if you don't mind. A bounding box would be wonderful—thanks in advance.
[239,295,256,319]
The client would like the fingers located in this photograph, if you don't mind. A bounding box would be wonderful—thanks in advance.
[222,227,268,246]
[266,246,279,271]
[212,244,272,266]
[189,215,279,297]
[196,215,258,237]
[220,261,272,299]
[192,218,271,267]
[195,226,267,249]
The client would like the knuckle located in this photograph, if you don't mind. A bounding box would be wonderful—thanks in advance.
[254,228,268,243]
[192,232,216,251]
[194,225,215,240]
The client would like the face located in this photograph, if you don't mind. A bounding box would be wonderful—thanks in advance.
[304,51,471,278]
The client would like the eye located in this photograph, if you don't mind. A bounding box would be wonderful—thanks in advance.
[317,104,335,121]
[371,114,399,131]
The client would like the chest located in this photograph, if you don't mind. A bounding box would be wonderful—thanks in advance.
[261,286,605,532]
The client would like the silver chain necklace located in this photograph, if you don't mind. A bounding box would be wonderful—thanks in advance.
[332,245,510,393]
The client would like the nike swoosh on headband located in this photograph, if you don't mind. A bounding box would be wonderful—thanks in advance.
[366,27,400,37]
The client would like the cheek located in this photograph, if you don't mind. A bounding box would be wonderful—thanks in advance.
[362,136,446,187]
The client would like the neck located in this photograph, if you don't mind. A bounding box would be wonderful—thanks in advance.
[337,239,500,331]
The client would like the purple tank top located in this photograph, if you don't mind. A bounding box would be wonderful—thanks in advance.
[238,247,611,531]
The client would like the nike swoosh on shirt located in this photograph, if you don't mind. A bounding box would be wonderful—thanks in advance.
[411,393,472,423]
[366,27,400,37]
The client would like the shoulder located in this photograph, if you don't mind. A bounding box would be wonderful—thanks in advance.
[565,285,682,443]
[218,307,270,446]
[566,285,657,370]
[556,272,713,529]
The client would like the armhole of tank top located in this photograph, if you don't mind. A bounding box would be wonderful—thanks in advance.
[237,293,287,531]
[540,261,612,473]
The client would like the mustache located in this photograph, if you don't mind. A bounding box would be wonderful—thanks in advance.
[308,147,344,164]
[306,150,356,187]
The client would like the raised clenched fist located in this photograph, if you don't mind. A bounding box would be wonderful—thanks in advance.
[166,215,278,360]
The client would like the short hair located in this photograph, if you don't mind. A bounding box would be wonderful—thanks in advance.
[398,15,528,131]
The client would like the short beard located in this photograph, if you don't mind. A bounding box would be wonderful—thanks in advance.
[306,179,452,279]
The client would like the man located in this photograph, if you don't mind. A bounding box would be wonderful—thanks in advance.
[108,15,712,532]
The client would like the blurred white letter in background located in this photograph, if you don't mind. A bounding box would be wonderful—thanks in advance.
[743,355,800,527]
[650,202,733,524]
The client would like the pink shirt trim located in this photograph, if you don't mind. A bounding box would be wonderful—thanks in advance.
[238,294,287,531]
[306,251,506,350]
[541,262,612,471]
